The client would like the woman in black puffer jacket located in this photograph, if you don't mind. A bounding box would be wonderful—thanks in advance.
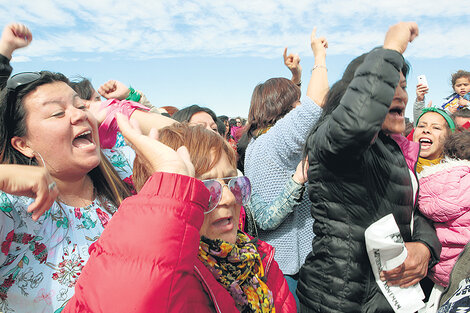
[297,22,441,313]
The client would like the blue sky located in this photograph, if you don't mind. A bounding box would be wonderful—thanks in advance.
[3,0,470,120]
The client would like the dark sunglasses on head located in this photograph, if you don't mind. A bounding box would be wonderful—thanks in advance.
[6,72,42,91]
[201,176,251,214]
[5,72,42,117]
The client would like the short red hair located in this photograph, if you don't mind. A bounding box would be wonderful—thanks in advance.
[133,123,236,191]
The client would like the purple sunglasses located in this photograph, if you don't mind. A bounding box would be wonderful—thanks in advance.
[201,176,251,214]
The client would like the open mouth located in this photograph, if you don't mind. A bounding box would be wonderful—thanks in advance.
[212,217,233,228]
[388,106,405,117]
[72,130,94,148]
[419,137,433,149]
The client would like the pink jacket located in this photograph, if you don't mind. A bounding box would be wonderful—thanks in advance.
[64,172,295,312]
[418,158,470,287]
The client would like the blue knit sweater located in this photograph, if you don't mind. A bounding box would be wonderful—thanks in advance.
[244,96,322,275]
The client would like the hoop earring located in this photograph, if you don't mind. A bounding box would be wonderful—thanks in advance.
[32,151,47,169]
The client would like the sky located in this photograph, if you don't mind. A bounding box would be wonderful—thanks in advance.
[3,0,470,120]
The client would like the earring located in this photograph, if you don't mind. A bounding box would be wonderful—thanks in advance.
[32,151,46,168]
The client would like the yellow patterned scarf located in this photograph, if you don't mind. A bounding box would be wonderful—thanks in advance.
[416,156,442,173]
[254,126,272,139]
[198,231,275,312]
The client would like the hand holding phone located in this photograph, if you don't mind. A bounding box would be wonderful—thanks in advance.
[417,75,428,88]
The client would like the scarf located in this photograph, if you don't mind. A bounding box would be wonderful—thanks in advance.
[198,232,275,312]
[254,126,272,139]
[416,156,442,173]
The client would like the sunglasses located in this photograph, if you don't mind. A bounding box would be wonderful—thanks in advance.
[5,72,42,123]
[201,176,251,214]
[7,72,42,91]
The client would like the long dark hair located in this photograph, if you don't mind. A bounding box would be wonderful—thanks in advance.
[172,104,217,124]
[245,77,300,140]
[69,76,95,100]
[0,71,131,211]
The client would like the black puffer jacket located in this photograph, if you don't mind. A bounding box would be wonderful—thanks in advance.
[297,48,441,313]
[0,54,12,89]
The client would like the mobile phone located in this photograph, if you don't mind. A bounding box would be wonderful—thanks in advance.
[417,75,428,88]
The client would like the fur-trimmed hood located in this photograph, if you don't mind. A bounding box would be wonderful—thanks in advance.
[418,157,470,180]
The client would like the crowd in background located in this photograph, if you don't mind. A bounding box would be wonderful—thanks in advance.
[0,20,469,313]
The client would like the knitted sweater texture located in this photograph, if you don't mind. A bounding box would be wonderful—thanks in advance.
[244,96,322,275]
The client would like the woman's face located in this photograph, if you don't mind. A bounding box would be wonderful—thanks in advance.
[381,72,408,135]
[199,151,240,244]
[18,81,100,179]
[413,112,450,160]
[189,112,218,132]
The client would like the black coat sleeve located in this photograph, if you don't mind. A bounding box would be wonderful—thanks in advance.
[0,54,12,90]
[412,209,441,268]
[308,48,404,169]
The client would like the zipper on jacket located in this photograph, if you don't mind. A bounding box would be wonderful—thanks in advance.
[194,265,222,313]
[264,245,275,274]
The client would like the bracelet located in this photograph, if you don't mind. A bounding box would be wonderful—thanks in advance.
[296,81,302,87]
[311,65,327,73]
[126,86,142,102]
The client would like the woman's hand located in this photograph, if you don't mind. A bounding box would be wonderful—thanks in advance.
[116,114,195,177]
[84,100,107,125]
[98,80,131,100]
[380,241,431,288]
[292,157,309,185]
[383,22,419,54]
[0,23,32,59]
[416,83,429,102]
[307,27,329,107]
[283,47,302,85]
[0,165,58,221]
[310,27,328,61]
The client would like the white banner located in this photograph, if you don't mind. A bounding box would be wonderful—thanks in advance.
[365,214,425,313]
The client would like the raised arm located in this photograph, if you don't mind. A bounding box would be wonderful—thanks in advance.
[0,23,32,60]
[283,47,302,87]
[310,23,417,166]
[0,23,32,88]
[86,90,176,149]
[98,80,156,111]
[306,27,329,106]
[413,83,429,123]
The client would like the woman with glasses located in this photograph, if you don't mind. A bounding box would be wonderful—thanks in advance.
[63,121,295,312]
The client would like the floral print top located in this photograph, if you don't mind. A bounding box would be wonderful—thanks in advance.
[0,142,135,313]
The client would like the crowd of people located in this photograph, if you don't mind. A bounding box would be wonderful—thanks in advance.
[0,20,469,313]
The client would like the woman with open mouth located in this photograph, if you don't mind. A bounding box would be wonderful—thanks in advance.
[412,107,456,173]
[297,22,441,312]
[0,23,174,312]
[63,121,295,312]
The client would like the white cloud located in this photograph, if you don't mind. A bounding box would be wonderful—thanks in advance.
[2,0,469,60]
[10,55,31,63]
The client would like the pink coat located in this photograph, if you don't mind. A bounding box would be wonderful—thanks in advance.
[418,159,470,287]
[64,172,295,312]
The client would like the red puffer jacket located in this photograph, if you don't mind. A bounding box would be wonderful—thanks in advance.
[64,172,295,313]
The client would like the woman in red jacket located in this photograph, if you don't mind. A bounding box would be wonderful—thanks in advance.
[64,118,295,313]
